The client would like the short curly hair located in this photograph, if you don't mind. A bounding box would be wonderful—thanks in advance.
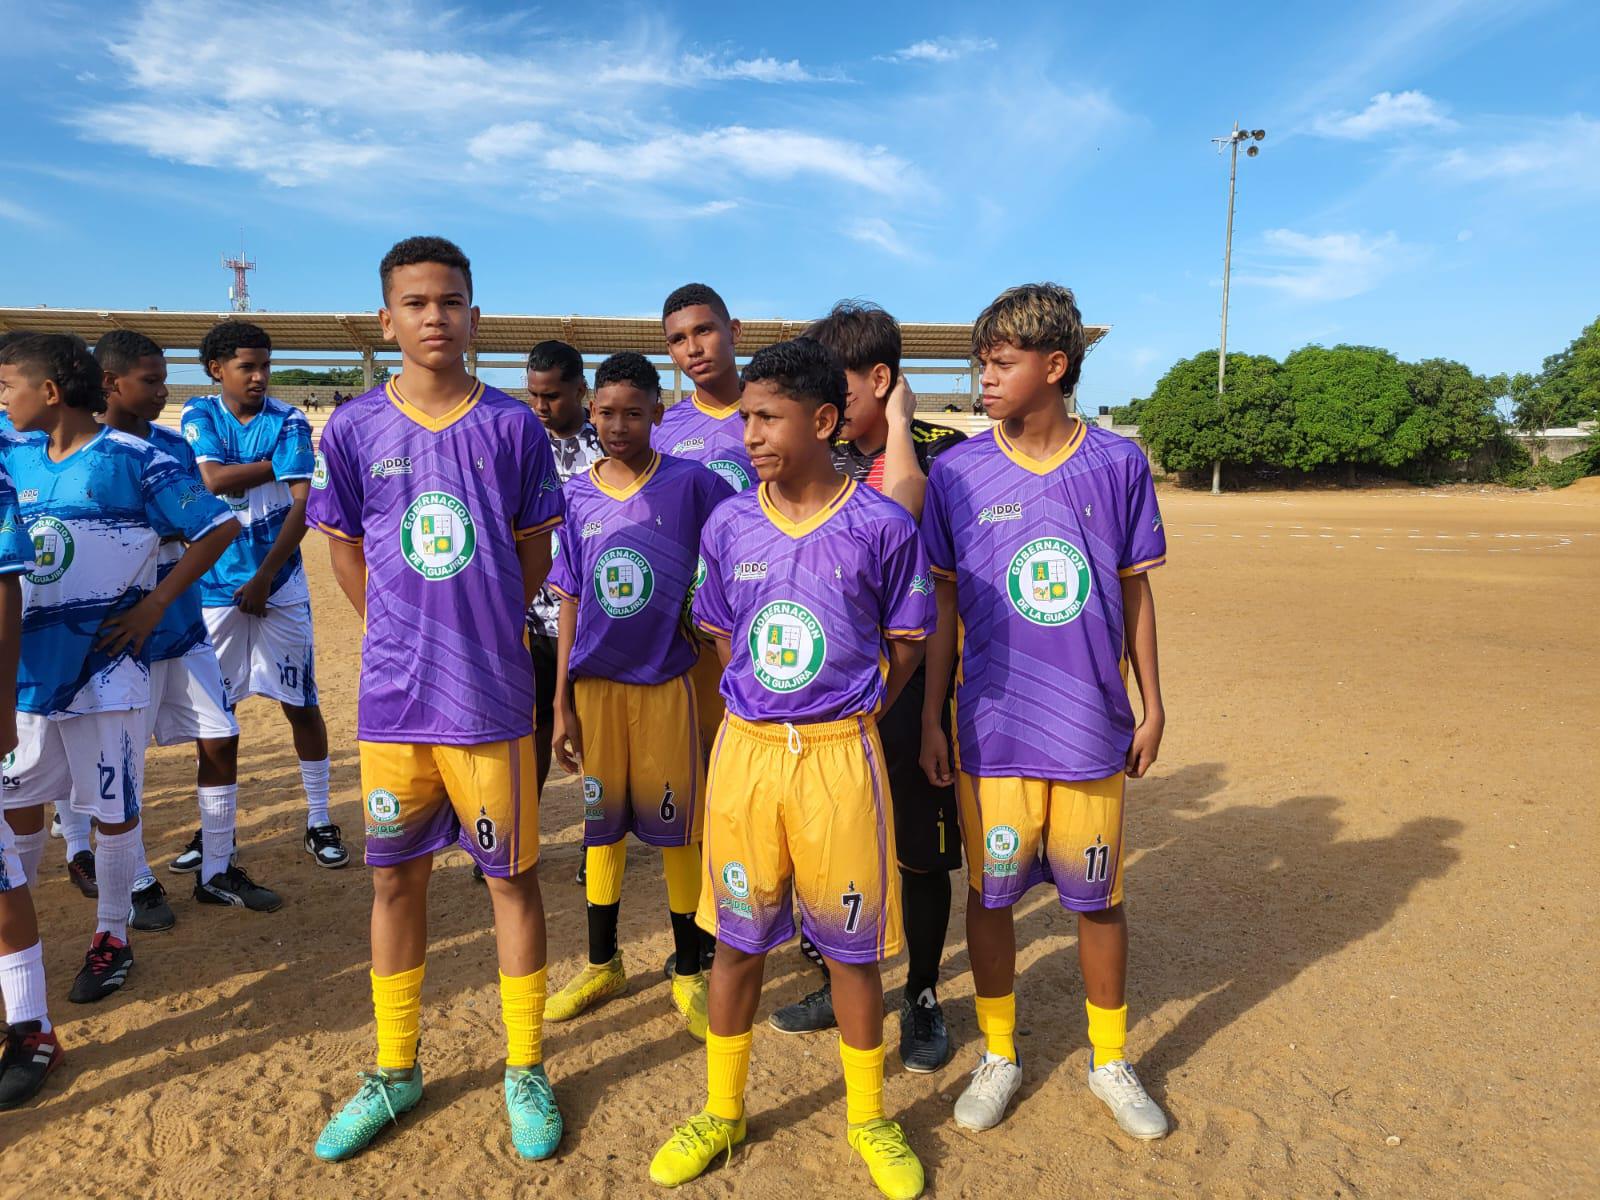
[662,282,730,324]
[380,236,473,302]
[740,337,846,437]
[0,333,106,412]
[594,351,661,396]
[525,340,584,381]
[972,282,1086,396]
[199,320,271,382]
[94,330,165,376]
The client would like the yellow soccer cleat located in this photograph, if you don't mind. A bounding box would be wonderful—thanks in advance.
[544,954,626,1022]
[670,970,708,1041]
[649,1110,745,1187]
[848,1118,925,1200]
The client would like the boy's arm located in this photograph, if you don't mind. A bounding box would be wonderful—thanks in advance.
[197,459,276,495]
[882,636,926,714]
[1121,572,1164,778]
[712,634,731,669]
[235,480,310,615]
[550,598,582,774]
[97,521,238,656]
[0,575,20,759]
[326,538,367,617]
[919,575,958,787]
[517,534,554,605]
[877,377,928,520]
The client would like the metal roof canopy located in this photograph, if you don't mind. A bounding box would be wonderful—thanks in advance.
[0,307,1108,361]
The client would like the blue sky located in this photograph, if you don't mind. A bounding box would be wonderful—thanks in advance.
[3,0,1597,407]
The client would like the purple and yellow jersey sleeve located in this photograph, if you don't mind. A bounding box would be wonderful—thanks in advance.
[692,514,733,640]
[1119,452,1167,576]
[0,459,35,575]
[513,415,564,541]
[546,517,579,601]
[879,516,934,639]
[921,466,958,580]
[306,411,365,543]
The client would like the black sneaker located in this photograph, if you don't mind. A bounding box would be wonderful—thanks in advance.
[769,982,836,1034]
[472,863,486,884]
[898,991,951,1073]
[66,850,98,898]
[304,823,350,869]
[195,864,283,912]
[0,1021,65,1110]
[129,878,176,932]
[170,828,203,874]
[68,932,133,1003]
[575,858,586,886]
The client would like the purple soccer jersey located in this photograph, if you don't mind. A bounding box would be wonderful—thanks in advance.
[547,452,733,685]
[307,380,564,744]
[651,395,755,494]
[693,479,935,724]
[923,421,1167,781]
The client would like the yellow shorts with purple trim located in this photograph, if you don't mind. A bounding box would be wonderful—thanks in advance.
[958,772,1125,912]
[697,714,902,964]
[575,673,704,848]
[360,738,539,878]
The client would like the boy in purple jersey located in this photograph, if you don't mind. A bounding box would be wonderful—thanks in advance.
[650,338,930,1200]
[920,284,1170,1140]
[307,237,567,1163]
[544,353,732,1040]
[655,283,751,765]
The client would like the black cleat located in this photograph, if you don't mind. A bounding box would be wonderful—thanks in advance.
[898,992,951,1073]
[129,878,177,932]
[170,828,203,874]
[195,864,282,912]
[304,823,349,869]
[472,863,486,884]
[68,932,133,1004]
[66,851,98,898]
[575,859,586,886]
[0,1021,65,1110]
[769,982,836,1034]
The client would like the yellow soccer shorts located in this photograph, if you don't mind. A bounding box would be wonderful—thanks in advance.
[958,772,1126,912]
[575,673,704,848]
[697,714,902,964]
[360,737,540,878]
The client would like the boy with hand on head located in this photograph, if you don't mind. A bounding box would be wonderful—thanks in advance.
[769,302,965,1073]
[544,352,731,1038]
[95,332,280,925]
[182,321,346,870]
[651,338,931,1200]
[920,284,1170,1139]
[309,236,567,1163]
[0,334,237,1004]
[0,432,63,1110]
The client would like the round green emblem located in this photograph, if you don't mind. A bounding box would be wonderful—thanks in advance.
[748,600,826,693]
[593,547,654,618]
[708,459,752,491]
[26,516,74,585]
[1006,536,1092,626]
[401,491,477,580]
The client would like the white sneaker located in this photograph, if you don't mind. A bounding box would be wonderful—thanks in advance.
[953,1053,1022,1131]
[1087,1059,1169,1139]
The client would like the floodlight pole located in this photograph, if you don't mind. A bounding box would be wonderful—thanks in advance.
[1211,122,1263,495]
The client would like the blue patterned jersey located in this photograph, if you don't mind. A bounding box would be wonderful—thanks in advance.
[144,424,213,662]
[3,428,235,716]
[0,441,36,577]
[181,394,314,608]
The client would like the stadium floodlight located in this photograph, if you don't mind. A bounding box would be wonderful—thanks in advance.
[1208,121,1266,494]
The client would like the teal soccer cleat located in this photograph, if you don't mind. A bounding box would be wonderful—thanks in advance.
[314,1065,423,1161]
[504,1064,563,1160]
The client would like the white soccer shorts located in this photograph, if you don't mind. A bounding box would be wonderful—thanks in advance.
[147,647,241,746]
[203,601,319,707]
[3,710,145,823]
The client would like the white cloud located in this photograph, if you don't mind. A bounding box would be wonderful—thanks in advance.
[1437,114,1600,191]
[844,217,915,258]
[0,196,50,228]
[1313,90,1456,138]
[1235,229,1411,302]
[878,37,997,64]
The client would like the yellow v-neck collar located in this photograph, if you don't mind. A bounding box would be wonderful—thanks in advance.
[993,417,1087,475]
[386,377,484,433]
[758,477,856,539]
[691,393,741,420]
[590,451,660,502]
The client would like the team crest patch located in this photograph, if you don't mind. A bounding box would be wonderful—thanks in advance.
[26,516,74,585]
[909,573,932,596]
[366,788,402,838]
[1006,536,1092,626]
[311,451,330,490]
[182,423,201,445]
[582,776,604,819]
[401,491,477,580]
[692,555,707,594]
[748,601,826,693]
[720,861,754,918]
[985,825,1021,877]
[708,458,752,491]
[593,547,654,618]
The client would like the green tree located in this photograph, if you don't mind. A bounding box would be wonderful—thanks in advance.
[1510,371,1559,463]
[271,365,389,387]
[1535,315,1600,427]
[1281,344,1415,473]
[1404,358,1507,477]
[1138,351,1289,476]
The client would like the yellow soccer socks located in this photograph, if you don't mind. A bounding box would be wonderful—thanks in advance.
[840,1041,887,1126]
[705,1030,752,1121]
[372,964,425,1071]
[586,840,627,907]
[661,842,701,914]
[1086,1000,1128,1069]
[974,993,1017,1063]
[501,967,548,1068]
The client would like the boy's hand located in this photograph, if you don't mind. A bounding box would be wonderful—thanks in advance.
[887,375,917,427]
[919,718,954,788]
[1126,708,1164,779]
[235,574,271,616]
[552,701,583,775]
[96,595,166,658]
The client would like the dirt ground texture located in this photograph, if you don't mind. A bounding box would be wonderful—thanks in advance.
[1,483,1596,1199]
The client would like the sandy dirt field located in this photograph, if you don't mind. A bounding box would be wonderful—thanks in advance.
[2,483,1597,1199]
